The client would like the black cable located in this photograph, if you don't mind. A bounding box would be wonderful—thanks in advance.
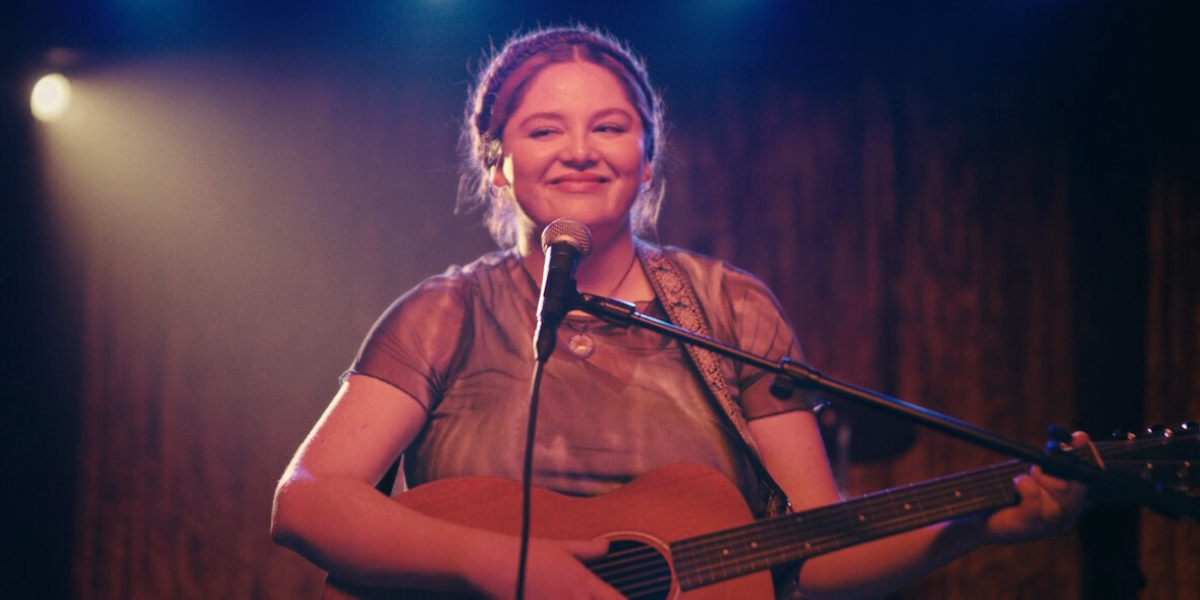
[515,358,548,599]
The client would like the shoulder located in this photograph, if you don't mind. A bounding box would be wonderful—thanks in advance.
[377,250,520,325]
[644,242,795,341]
[406,249,518,298]
[651,244,776,299]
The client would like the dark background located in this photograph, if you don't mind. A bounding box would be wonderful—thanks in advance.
[4,1,1198,597]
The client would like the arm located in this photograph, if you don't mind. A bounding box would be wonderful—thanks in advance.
[271,374,619,598]
[747,410,1087,599]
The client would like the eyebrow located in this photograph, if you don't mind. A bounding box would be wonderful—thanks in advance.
[516,107,636,128]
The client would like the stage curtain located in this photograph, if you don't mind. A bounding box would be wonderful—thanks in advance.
[65,62,1192,598]
[1141,173,1200,598]
[661,79,1081,598]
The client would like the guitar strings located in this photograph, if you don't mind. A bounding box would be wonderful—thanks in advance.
[671,461,1028,585]
[589,545,673,597]
[671,436,1170,586]
[578,436,1184,594]
[604,463,1032,591]
[587,459,1024,596]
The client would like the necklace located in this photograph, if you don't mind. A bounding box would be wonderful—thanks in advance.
[599,251,639,299]
[565,251,639,359]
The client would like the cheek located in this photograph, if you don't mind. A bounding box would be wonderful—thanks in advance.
[504,144,552,182]
[610,137,648,172]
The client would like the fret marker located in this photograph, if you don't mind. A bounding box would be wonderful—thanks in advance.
[903,503,912,510]
[858,514,867,522]
[805,542,813,549]
[750,541,759,549]
[954,490,963,498]
[722,549,731,556]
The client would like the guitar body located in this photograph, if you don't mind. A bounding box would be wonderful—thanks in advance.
[324,462,774,599]
[323,429,1200,598]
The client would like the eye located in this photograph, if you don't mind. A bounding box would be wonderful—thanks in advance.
[529,127,560,139]
[595,124,627,134]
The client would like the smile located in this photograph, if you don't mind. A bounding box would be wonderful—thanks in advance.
[548,175,610,193]
[549,174,609,184]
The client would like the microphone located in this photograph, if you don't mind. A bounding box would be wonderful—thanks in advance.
[534,218,592,362]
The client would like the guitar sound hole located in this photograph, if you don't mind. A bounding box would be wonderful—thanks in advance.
[591,539,673,600]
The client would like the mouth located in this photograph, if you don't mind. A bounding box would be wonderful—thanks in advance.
[549,174,609,185]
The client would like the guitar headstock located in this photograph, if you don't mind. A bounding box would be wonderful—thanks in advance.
[1088,422,1200,518]
[1106,422,1198,499]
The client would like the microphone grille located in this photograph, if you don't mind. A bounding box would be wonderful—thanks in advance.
[540,218,593,257]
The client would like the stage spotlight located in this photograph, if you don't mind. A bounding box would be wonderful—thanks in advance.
[31,73,72,122]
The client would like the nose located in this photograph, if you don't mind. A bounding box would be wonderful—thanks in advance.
[559,130,598,168]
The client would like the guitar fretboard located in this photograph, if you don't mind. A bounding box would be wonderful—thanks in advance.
[671,461,1028,590]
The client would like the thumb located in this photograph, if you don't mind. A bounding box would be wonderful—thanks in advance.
[562,537,611,562]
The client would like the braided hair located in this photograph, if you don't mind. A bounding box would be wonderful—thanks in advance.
[458,25,666,248]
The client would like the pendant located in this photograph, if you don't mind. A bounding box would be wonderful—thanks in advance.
[567,332,595,358]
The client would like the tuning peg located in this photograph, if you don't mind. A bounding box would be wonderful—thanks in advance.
[1179,421,1198,433]
[1145,424,1169,438]
[1110,428,1136,441]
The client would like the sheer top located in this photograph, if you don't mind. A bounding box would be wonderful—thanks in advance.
[347,246,816,509]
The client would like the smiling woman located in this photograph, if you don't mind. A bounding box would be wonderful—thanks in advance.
[460,27,665,253]
[269,24,1090,599]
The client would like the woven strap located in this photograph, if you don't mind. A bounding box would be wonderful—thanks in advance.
[635,242,789,518]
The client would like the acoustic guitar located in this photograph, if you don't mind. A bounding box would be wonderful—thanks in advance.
[325,427,1198,599]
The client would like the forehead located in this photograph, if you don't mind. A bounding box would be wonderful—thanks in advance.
[512,61,639,116]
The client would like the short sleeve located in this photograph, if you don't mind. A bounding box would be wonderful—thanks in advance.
[720,269,823,419]
[671,249,824,420]
[344,277,474,412]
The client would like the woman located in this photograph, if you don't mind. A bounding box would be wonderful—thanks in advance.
[271,26,1087,598]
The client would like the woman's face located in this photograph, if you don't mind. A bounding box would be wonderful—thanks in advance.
[494,60,651,245]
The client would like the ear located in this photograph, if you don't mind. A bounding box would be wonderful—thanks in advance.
[492,165,510,188]
[642,164,653,186]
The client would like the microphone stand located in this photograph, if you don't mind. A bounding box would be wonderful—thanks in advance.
[573,293,1200,521]
[516,357,548,600]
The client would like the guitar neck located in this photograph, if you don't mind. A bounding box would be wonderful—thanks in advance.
[670,460,1028,591]
[326,431,1195,598]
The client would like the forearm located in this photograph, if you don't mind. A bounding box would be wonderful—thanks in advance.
[271,467,512,594]
[795,516,988,599]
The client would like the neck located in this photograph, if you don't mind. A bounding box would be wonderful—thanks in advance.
[520,225,649,300]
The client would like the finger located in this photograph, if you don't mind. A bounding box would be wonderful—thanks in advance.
[1014,474,1058,537]
[563,537,611,562]
[1030,465,1089,509]
[1030,465,1074,494]
[1013,474,1043,512]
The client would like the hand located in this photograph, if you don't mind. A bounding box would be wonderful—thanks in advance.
[984,431,1090,544]
[471,536,624,599]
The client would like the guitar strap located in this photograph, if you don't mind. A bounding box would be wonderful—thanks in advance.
[635,241,790,519]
